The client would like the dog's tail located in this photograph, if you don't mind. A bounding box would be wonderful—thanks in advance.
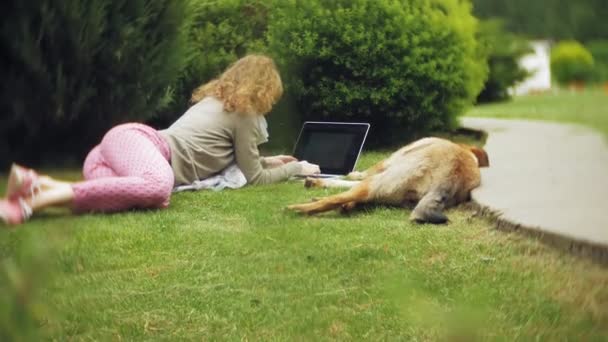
[287,183,370,215]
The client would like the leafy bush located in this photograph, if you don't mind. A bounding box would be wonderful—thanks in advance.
[476,19,531,103]
[0,0,192,167]
[267,0,487,145]
[550,41,594,86]
[587,40,608,83]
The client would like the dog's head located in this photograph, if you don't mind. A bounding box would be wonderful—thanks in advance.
[467,146,489,167]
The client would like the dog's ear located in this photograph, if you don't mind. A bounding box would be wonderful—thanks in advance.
[469,146,489,167]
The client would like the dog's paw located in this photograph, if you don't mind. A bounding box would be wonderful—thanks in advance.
[409,210,448,225]
[339,201,357,214]
[304,177,324,188]
[287,203,309,214]
[345,171,365,180]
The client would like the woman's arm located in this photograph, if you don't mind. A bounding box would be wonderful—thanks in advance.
[233,117,302,185]
[262,155,298,169]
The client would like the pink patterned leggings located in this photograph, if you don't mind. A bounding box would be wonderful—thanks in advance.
[72,123,174,213]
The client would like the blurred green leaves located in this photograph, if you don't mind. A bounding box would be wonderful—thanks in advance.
[472,0,608,42]
[1,231,55,341]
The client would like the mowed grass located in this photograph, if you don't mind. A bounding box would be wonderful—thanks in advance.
[466,88,608,137]
[1,151,607,340]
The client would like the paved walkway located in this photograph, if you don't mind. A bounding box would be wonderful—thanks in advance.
[461,117,608,253]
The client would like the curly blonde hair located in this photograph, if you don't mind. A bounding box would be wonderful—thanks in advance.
[190,54,283,115]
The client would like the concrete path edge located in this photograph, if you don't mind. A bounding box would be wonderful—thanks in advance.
[461,117,608,265]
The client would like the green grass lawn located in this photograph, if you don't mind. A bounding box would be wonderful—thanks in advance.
[466,88,608,137]
[1,150,607,340]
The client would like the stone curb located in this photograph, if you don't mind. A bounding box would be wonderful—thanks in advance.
[460,118,608,266]
[463,201,608,266]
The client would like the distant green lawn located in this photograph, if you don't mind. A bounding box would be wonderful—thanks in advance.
[2,150,607,340]
[466,88,608,137]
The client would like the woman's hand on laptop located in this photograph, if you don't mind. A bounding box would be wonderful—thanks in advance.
[264,155,298,168]
[263,155,319,175]
[298,161,321,175]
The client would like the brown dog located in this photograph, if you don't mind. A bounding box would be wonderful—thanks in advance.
[287,137,489,224]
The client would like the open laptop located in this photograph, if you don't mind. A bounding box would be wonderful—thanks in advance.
[292,121,370,178]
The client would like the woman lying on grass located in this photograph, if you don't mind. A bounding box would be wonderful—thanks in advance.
[1,55,320,226]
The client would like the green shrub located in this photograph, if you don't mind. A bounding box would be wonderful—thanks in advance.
[550,41,594,86]
[587,40,608,83]
[476,19,531,103]
[267,0,487,145]
[0,0,192,168]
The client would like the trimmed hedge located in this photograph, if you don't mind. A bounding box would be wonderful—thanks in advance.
[0,0,192,167]
[267,0,488,145]
[550,41,594,86]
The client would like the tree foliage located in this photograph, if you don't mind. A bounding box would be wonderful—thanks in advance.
[472,0,608,42]
[0,0,192,167]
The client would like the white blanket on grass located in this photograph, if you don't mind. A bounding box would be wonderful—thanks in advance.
[173,163,247,192]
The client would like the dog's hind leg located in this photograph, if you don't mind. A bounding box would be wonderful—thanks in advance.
[288,182,370,215]
[409,189,449,224]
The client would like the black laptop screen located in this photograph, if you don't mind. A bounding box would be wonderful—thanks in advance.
[293,122,369,175]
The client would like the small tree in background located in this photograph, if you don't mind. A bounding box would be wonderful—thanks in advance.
[267,0,488,145]
[476,19,531,103]
[0,0,192,167]
[550,41,594,87]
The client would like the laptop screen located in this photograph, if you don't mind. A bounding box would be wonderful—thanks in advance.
[293,122,370,175]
